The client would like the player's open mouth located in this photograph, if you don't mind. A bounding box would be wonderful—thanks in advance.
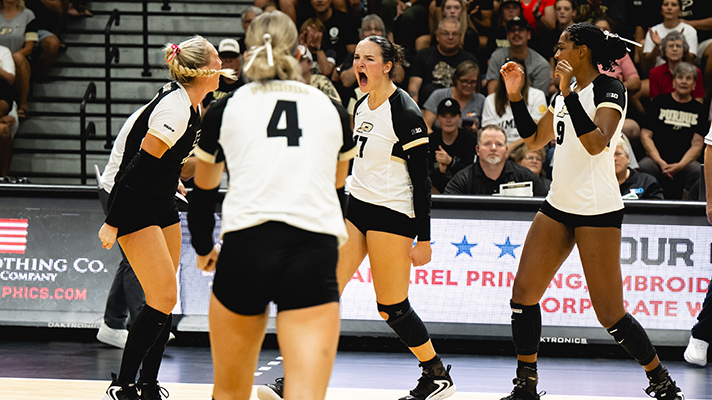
[359,72,368,86]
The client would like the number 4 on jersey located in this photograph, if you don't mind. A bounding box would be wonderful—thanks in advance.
[267,100,302,146]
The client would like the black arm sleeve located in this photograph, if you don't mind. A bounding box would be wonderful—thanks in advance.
[187,187,218,256]
[105,149,160,227]
[406,143,431,242]
[510,99,538,139]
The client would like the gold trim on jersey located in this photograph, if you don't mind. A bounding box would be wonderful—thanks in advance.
[194,146,217,164]
[402,137,428,151]
[390,155,407,165]
[339,146,358,161]
[597,102,624,115]
[148,128,176,148]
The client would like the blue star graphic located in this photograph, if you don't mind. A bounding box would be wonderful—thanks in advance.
[452,236,477,257]
[495,237,521,258]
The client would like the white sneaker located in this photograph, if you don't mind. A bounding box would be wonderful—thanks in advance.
[97,322,128,349]
[684,336,709,366]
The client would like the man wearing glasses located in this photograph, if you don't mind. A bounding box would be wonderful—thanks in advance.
[408,17,478,106]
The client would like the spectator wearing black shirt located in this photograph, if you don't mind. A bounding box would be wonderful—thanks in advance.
[408,17,478,106]
[429,98,476,193]
[615,141,664,200]
[444,124,547,195]
[639,62,707,199]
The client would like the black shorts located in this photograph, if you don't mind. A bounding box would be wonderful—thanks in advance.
[346,195,417,239]
[540,200,624,229]
[115,195,180,237]
[212,221,339,316]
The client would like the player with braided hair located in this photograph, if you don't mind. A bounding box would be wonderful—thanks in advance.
[498,22,684,400]
[98,35,233,400]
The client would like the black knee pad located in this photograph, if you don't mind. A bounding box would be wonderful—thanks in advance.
[126,305,170,351]
[378,298,430,348]
[510,301,542,356]
[607,313,657,366]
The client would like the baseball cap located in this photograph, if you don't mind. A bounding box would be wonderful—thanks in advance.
[296,45,313,62]
[218,38,240,57]
[437,98,461,115]
[507,16,530,32]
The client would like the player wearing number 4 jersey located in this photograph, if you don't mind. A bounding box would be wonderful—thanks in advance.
[500,22,684,400]
[187,11,356,400]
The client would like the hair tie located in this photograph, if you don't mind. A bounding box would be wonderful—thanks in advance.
[603,30,642,52]
[244,33,275,72]
[165,44,180,64]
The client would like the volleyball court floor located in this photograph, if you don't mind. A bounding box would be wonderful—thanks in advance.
[0,329,710,400]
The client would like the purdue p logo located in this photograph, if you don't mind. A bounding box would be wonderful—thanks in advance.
[356,121,374,134]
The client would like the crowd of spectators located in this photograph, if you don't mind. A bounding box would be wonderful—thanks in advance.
[1,0,90,178]
[251,0,709,200]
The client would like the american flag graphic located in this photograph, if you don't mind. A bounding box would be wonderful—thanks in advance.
[0,218,29,254]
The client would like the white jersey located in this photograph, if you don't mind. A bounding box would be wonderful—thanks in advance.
[101,81,200,195]
[350,88,428,217]
[195,80,356,246]
[547,75,626,215]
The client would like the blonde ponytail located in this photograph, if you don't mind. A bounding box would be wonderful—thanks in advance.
[163,35,236,85]
[243,11,301,83]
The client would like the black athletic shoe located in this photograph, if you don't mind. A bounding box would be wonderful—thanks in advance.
[645,372,685,399]
[398,363,456,400]
[137,380,169,400]
[102,373,139,400]
[256,377,284,400]
[500,368,544,400]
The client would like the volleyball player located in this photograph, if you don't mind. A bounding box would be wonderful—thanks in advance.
[498,22,684,400]
[259,34,455,400]
[98,36,233,400]
[344,35,454,400]
[187,11,356,400]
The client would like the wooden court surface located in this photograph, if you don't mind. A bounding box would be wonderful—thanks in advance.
[0,378,704,400]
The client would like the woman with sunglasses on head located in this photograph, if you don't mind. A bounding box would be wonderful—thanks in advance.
[498,22,684,400]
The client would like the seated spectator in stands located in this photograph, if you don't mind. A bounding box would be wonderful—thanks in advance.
[511,144,550,192]
[443,124,548,195]
[297,45,341,103]
[299,18,337,76]
[0,43,17,177]
[430,0,494,51]
[482,59,546,152]
[538,0,576,80]
[237,6,262,54]
[639,62,707,200]
[680,1,712,98]
[430,0,480,60]
[484,0,523,58]
[408,17,478,106]
[201,39,245,113]
[423,60,484,132]
[642,0,696,74]
[633,31,703,117]
[485,16,550,95]
[614,140,664,200]
[650,31,704,101]
[593,16,644,154]
[303,0,359,70]
[379,0,430,61]
[25,0,63,82]
[429,98,476,193]
[0,0,38,122]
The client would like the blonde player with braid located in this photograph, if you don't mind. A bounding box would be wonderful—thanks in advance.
[98,35,233,400]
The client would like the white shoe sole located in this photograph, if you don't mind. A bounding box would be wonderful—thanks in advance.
[256,385,282,400]
[427,384,457,400]
[684,348,707,366]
